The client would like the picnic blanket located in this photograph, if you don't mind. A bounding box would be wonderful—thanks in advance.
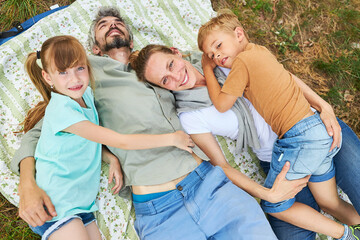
[0,0,349,239]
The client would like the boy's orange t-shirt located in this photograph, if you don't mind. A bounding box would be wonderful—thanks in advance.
[221,43,310,138]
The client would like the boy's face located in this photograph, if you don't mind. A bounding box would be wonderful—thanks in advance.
[202,27,245,68]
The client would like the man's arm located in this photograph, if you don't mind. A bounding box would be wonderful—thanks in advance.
[18,157,56,227]
[292,74,341,151]
[11,119,43,174]
[190,133,309,203]
[12,119,57,226]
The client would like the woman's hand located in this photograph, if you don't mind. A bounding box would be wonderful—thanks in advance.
[267,161,310,203]
[172,130,195,153]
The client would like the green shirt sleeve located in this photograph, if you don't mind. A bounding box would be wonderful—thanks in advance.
[10,118,43,174]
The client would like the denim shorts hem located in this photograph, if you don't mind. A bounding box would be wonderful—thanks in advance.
[309,166,335,182]
[30,212,96,240]
[261,198,296,213]
[42,216,80,240]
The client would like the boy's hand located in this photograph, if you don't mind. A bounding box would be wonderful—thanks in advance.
[108,156,123,194]
[201,54,217,71]
[319,107,342,151]
[172,130,195,153]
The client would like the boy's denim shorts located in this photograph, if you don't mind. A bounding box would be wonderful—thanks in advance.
[261,112,341,213]
[30,212,96,240]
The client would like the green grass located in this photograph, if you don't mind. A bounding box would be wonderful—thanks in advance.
[0,0,48,32]
[0,194,40,240]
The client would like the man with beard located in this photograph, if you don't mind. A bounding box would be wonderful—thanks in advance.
[12,6,360,240]
[12,6,279,239]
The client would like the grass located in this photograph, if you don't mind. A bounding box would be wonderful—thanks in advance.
[0,0,359,239]
[0,194,40,239]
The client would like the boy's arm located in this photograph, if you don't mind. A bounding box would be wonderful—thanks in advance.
[190,133,309,203]
[292,74,341,150]
[202,55,238,113]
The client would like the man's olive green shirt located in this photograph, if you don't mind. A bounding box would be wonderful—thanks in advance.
[11,55,207,198]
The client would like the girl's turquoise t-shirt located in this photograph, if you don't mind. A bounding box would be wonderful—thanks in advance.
[35,87,101,222]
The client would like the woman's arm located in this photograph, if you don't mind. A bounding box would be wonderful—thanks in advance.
[64,121,194,152]
[190,132,309,203]
[292,74,341,150]
[102,146,123,194]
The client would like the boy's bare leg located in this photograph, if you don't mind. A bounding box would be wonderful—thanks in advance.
[309,177,360,225]
[270,202,345,238]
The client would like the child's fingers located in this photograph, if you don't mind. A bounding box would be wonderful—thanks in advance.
[111,175,123,194]
[108,171,114,184]
[184,147,193,153]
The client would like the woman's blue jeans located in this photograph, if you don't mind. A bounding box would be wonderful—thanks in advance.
[260,118,360,240]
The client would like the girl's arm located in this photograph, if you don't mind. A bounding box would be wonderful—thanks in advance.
[102,146,123,194]
[63,121,194,152]
[202,55,238,113]
[190,132,309,203]
[292,74,341,150]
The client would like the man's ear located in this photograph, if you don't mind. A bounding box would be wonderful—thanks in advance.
[92,45,102,56]
[170,47,181,56]
[234,27,245,42]
[42,70,53,87]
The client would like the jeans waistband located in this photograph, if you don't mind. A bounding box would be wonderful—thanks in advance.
[283,111,322,138]
[133,161,212,215]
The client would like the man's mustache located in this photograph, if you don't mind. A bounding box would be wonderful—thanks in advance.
[106,27,126,38]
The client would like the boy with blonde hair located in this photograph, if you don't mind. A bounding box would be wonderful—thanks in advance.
[198,10,360,240]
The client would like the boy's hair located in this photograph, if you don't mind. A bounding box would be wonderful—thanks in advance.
[198,9,249,52]
[129,44,173,83]
[88,6,133,50]
[23,35,94,133]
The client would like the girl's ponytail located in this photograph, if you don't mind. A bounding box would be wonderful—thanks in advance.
[22,52,52,133]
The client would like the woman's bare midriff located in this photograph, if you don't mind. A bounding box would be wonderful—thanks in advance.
[132,153,203,195]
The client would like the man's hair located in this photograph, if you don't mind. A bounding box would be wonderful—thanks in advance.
[88,6,134,50]
[197,9,249,52]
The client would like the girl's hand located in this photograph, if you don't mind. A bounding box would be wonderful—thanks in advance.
[172,131,195,153]
[201,54,217,72]
[108,156,123,194]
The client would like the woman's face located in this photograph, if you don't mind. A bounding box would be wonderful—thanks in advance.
[144,52,198,91]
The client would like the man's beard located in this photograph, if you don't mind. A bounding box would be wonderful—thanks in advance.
[104,37,131,52]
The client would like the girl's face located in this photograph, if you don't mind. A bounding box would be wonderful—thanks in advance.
[42,63,90,106]
[144,52,198,91]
